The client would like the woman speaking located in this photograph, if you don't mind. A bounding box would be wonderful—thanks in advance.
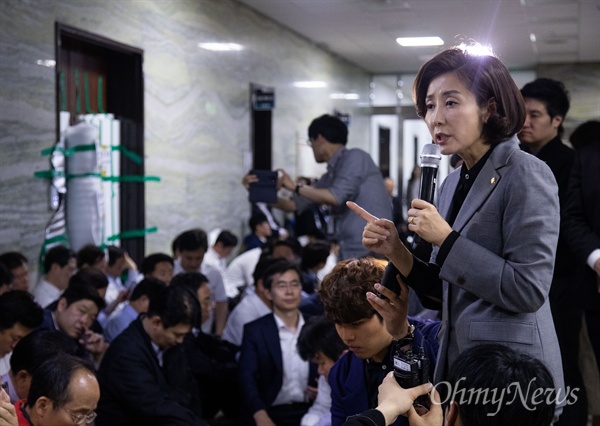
[348,45,565,420]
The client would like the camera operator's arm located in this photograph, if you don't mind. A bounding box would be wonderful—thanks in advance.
[241,171,297,213]
[366,277,410,340]
[277,169,339,206]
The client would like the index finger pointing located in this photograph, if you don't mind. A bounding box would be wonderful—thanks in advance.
[346,201,379,223]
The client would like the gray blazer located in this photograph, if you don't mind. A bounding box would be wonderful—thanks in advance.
[431,137,565,404]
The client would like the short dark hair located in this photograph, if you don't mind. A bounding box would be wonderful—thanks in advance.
[446,343,556,426]
[0,290,43,331]
[27,353,95,408]
[215,230,239,248]
[71,266,109,290]
[43,245,75,273]
[107,245,125,266]
[60,281,106,311]
[308,114,348,145]
[521,78,570,137]
[414,45,526,145]
[173,229,208,253]
[262,260,301,291]
[170,272,209,295]
[130,277,167,302]
[569,120,600,150]
[252,254,280,284]
[249,212,268,232]
[10,329,79,375]
[146,284,199,329]
[270,237,301,257]
[169,272,208,327]
[76,244,105,268]
[320,257,387,324]
[0,263,12,287]
[297,315,347,362]
[140,253,174,276]
[0,251,28,270]
[301,241,330,270]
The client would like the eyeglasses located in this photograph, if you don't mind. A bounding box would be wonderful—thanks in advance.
[273,281,302,291]
[62,407,97,425]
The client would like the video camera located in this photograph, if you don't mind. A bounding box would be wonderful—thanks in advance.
[392,333,431,408]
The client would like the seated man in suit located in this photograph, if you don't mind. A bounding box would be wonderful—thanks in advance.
[103,278,166,342]
[170,272,241,423]
[239,259,317,426]
[33,244,76,308]
[140,252,174,285]
[1,329,79,403]
[242,212,272,253]
[297,315,348,426]
[14,353,100,426]
[0,291,44,376]
[172,228,229,336]
[319,258,440,426]
[96,284,205,425]
[39,275,108,367]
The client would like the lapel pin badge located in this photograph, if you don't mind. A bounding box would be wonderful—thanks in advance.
[490,177,497,184]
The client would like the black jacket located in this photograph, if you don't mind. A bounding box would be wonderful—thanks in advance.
[96,317,205,426]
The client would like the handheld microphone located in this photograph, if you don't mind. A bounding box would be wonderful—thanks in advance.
[379,144,442,296]
[412,144,442,247]
[417,143,442,205]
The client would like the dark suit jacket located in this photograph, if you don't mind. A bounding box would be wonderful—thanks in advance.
[39,308,89,360]
[242,234,264,252]
[522,136,576,298]
[563,141,600,310]
[238,313,317,422]
[96,318,205,426]
[328,317,441,426]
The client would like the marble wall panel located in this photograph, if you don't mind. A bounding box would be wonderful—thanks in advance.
[0,0,370,280]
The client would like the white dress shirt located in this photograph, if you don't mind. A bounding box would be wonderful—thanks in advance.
[221,291,271,347]
[33,279,63,308]
[223,247,262,298]
[272,313,308,406]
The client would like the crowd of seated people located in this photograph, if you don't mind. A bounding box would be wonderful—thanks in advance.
[1,137,599,426]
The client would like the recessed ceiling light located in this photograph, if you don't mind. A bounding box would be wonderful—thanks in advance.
[198,43,243,51]
[329,93,360,100]
[293,81,327,88]
[36,59,56,67]
[396,37,444,47]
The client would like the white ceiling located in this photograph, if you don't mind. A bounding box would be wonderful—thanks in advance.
[237,0,600,74]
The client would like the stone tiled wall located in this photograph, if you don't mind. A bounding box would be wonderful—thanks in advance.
[0,0,370,279]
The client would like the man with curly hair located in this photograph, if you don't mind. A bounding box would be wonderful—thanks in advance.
[319,257,440,426]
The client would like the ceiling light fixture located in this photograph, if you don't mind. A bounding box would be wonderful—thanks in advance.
[293,81,327,88]
[36,59,56,67]
[329,93,360,100]
[198,43,244,51]
[396,37,444,47]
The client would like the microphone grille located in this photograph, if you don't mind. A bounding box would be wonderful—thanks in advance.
[420,144,442,168]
